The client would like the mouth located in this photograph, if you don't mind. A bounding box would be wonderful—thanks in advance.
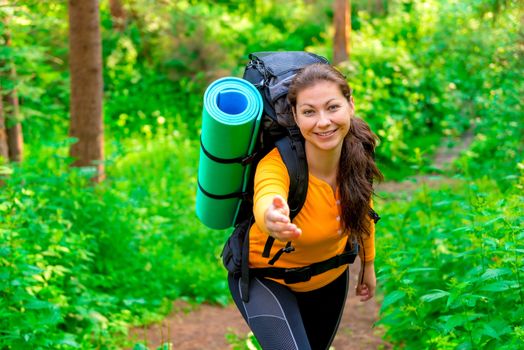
[315,129,337,137]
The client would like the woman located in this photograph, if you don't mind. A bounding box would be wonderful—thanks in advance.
[228,63,383,350]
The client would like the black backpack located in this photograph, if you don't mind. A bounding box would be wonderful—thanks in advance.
[221,51,378,302]
[233,52,329,250]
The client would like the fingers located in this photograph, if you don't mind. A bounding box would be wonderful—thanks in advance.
[356,261,376,302]
[264,195,301,241]
[266,208,290,224]
[268,222,302,241]
[355,283,375,302]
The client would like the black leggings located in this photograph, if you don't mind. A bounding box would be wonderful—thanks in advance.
[228,268,349,350]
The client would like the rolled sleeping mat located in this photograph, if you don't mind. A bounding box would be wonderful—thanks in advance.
[196,77,263,229]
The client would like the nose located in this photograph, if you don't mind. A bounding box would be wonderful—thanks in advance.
[317,111,331,128]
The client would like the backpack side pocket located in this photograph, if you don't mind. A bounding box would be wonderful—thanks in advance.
[221,217,252,274]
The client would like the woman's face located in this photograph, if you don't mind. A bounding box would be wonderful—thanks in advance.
[293,80,353,154]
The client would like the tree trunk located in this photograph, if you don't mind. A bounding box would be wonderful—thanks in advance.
[5,68,23,163]
[2,16,24,163]
[0,88,7,162]
[333,0,351,65]
[109,0,126,31]
[68,0,105,182]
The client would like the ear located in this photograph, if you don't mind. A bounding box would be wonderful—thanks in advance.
[348,96,355,117]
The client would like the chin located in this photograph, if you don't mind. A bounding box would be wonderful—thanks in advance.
[315,142,343,152]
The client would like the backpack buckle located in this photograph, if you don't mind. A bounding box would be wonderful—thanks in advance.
[283,266,312,284]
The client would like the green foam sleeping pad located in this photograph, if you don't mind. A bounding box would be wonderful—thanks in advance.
[196,77,263,229]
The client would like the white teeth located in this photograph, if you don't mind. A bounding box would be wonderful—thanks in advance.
[317,130,335,136]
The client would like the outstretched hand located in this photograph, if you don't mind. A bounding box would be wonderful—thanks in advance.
[264,195,302,242]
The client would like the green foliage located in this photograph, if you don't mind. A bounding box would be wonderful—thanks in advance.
[0,2,69,140]
[456,22,524,182]
[0,129,230,348]
[225,331,262,350]
[100,0,330,138]
[376,177,524,348]
[2,0,523,348]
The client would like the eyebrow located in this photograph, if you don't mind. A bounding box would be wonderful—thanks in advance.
[298,98,339,108]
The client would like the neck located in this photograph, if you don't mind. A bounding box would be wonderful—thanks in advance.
[305,143,342,188]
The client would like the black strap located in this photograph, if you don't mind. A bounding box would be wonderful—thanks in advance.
[200,136,256,166]
[251,239,359,284]
[197,181,247,201]
[369,208,380,223]
[277,129,308,217]
[240,217,254,302]
[358,236,366,286]
[262,236,275,258]
[261,132,308,261]
[268,241,294,265]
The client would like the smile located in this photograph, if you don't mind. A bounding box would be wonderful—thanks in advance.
[315,129,337,137]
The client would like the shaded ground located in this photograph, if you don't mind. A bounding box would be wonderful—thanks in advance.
[129,131,474,349]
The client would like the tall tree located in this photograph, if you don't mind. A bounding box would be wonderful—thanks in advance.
[68,0,104,182]
[5,64,23,163]
[333,0,351,65]
[1,10,24,163]
[0,88,7,162]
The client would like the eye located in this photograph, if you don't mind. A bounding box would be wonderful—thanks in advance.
[301,109,315,117]
[328,104,341,112]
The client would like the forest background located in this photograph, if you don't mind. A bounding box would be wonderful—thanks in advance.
[0,0,522,349]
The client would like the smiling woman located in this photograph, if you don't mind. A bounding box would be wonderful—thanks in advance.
[228,63,384,350]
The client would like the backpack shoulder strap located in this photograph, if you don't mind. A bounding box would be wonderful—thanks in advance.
[276,131,308,219]
[262,130,308,261]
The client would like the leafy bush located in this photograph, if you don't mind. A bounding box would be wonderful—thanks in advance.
[376,177,524,349]
[0,130,230,348]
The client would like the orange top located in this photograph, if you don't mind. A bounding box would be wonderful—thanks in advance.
[249,148,376,292]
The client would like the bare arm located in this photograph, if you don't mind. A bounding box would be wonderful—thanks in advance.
[356,260,376,302]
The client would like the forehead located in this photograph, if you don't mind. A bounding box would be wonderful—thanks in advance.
[296,80,345,105]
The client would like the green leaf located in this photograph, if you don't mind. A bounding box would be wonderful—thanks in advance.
[421,289,450,303]
[479,280,513,292]
[0,247,11,257]
[483,217,503,226]
[481,323,500,339]
[25,299,55,310]
[440,313,486,333]
[480,268,512,281]
[487,318,512,337]
[406,267,438,273]
[381,290,406,309]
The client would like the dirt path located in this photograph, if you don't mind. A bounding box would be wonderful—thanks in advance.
[129,261,390,350]
[129,131,473,349]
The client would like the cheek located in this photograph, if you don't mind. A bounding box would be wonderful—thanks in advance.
[296,116,311,129]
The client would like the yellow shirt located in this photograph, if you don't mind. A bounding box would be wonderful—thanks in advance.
[249,148,376,292]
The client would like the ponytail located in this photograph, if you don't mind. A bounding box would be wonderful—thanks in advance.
[338,117,383,239]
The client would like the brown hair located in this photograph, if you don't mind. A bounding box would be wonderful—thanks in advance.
[287,63,383,240]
